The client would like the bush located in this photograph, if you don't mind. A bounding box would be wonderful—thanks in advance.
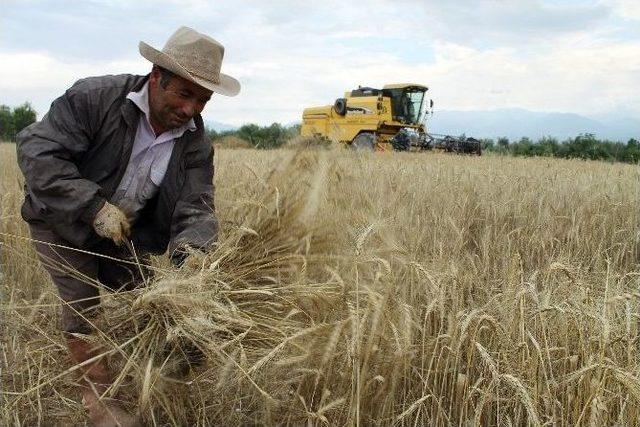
[0,103,36,141]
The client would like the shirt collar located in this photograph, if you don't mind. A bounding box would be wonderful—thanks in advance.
[126,81,197,135]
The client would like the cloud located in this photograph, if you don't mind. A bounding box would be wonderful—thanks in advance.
[612,0,640,20]
[420,0,612,46]
[215,35,640,124]
[0,0,638,126]
[0,51,149,118]
[424,39,640,115]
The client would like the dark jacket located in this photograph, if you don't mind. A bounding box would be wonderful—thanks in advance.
[16,74,218,254]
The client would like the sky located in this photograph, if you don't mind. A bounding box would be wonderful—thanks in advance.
[1,0,639,126]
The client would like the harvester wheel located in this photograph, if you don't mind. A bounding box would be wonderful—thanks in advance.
[334,98,347,116]
[351,132,375,151]
[390,129,411,151]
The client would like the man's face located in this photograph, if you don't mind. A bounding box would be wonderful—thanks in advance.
[148,68,213,134]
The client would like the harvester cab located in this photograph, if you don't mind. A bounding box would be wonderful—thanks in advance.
[300,83,481,155]
[382,84,429,126]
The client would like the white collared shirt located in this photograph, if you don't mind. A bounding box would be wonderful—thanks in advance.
[112,81,196,220]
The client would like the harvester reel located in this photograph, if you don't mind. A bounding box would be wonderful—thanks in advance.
[351,132,375,151]
[428,133,482,155]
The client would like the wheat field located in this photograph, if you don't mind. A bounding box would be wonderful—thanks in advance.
[1,141,639,426]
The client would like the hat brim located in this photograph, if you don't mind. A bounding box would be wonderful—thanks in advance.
[139,41,240,97]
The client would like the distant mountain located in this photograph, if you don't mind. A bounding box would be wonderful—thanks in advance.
[427,108,640,142]
[204,120,237,132]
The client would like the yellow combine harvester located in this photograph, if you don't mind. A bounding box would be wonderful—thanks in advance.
[301,83,481,154]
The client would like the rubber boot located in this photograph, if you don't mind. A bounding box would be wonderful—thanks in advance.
[67,335,141,427]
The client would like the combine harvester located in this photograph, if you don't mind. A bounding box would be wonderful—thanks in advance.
[301,84,481,155]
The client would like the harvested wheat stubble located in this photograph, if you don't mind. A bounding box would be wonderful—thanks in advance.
[2,143,640,426]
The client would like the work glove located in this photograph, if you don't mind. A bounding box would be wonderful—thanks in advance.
[93,202,131,246]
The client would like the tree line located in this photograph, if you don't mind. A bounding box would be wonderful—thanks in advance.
[2,104,637,164]
[207,123,301,149]
[0,103,37,141]
[481,134,640,164]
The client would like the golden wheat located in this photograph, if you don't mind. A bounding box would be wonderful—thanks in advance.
[1,142,639,426]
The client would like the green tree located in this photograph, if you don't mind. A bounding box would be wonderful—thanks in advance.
[567,134,602,160]
[0,103,37,141]
[494,137,510,154]
[511,137,534,156]
[236,122,290,149]
[0,105,14,141]
[481,139,495,151]
[537,137,559,157]
[12,103,37,136]
[623,138,640,163]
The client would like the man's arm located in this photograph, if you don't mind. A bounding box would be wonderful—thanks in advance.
[169,142,219,258]
[16,84,106,225]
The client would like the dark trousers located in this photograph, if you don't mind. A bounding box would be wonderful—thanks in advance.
[28,220,150,334]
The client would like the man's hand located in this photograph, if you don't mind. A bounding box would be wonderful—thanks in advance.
[93,202,130,245]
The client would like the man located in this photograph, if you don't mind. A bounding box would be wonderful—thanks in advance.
[16,27,240,426]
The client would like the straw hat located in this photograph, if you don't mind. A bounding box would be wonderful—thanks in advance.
[139,26,240,97]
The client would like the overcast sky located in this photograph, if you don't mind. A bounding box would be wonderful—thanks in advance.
[1,0,639,126]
